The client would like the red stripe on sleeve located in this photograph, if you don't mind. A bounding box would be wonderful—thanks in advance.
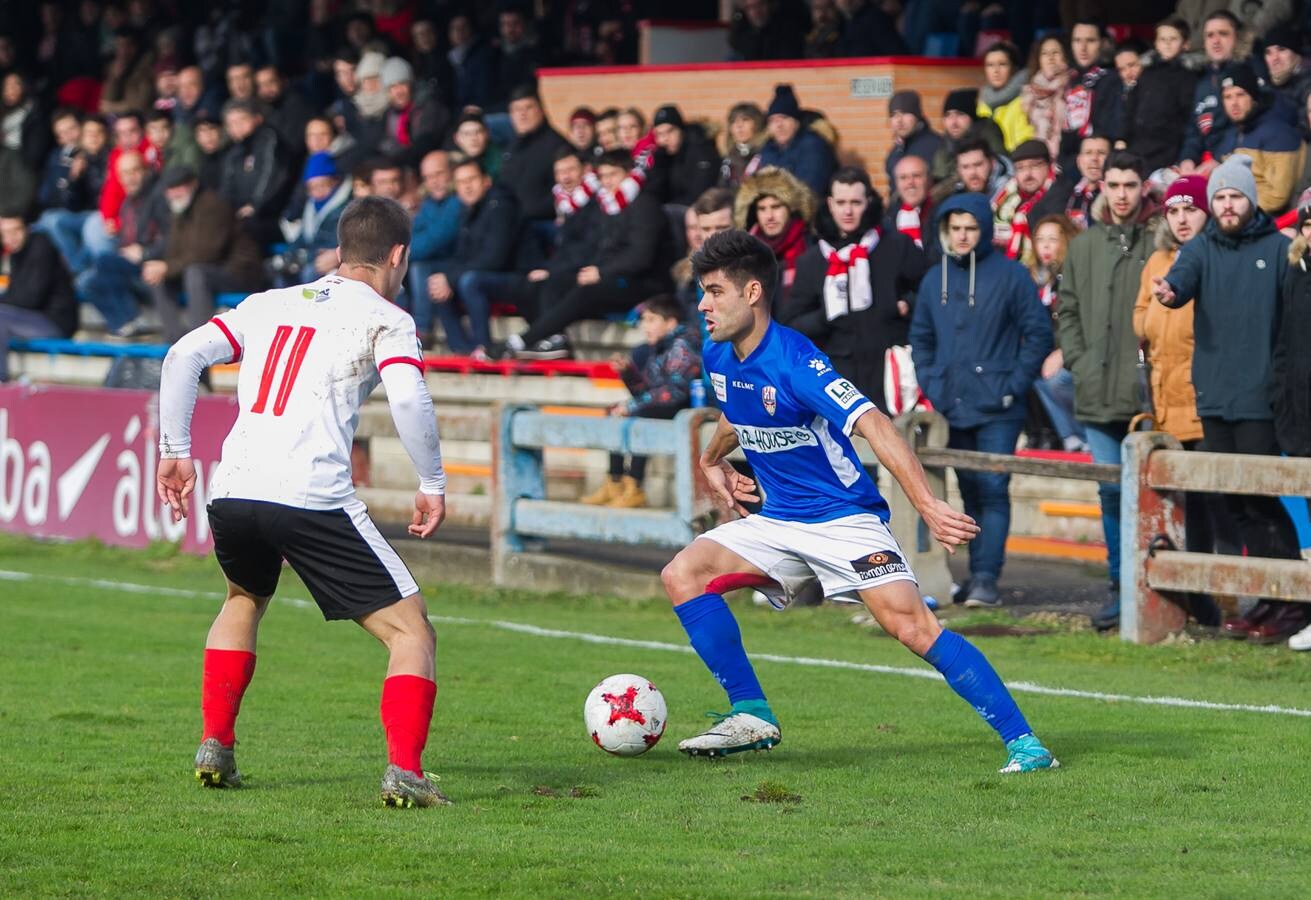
[209,317,242,364]
[378,356,426,373]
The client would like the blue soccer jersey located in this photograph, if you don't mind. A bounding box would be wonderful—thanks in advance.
[702,321,889,523]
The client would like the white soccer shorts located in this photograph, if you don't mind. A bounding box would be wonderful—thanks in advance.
[699,513,917,609]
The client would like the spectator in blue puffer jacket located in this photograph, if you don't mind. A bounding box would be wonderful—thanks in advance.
[756,84,835,198]
[909,191,1051,607]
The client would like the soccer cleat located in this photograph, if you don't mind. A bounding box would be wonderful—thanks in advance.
[678,712,781,758]
[999,734,1059,774]
[380,765,451,808]
[194,737,242,788]
[1290,622,1311,651]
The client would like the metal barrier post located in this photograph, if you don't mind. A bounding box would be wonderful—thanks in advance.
[672,408,721,529]
[890,411,952,603]
[1120,431,1188,643]
[491,402,543,587]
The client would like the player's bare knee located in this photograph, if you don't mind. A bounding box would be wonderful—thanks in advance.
[661,554,703,604]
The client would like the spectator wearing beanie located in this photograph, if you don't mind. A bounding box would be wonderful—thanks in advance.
[1264,25,1311,107]
[1223,64,1305,214]
[567,107,599,157]
[734,165,814,305]
[645,105,720,206]
[1132,173,1233,627]
[978,42,1034,152]
[275,152,353,285]
[377,56,451,168]
[1119,16,1198,174]
[930,88,1007,186]
[991,139,1058,261]
[756,84,835,197]
[884,90,942,184]
[781,166,929,415]
[1155,153,1306,642]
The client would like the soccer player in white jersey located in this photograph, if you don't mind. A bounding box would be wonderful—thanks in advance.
[662,230,1058,774]
[156,197,452,807]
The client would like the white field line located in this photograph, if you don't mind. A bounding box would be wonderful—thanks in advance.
[6,568,1311,720]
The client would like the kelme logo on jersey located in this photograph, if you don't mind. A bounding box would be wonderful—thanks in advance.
[762,385,776,416]
[732,423,818,453]
[808,358,830,375]
[850,550,908,579]
[824,378,861,409]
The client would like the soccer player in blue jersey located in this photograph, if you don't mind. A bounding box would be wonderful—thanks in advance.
[662,229,1058,774]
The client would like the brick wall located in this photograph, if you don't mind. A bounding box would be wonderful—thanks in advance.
[538,58,978,194]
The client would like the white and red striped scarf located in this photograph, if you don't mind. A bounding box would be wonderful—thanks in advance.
[895,203,924,248]
[994,171,1055,259]
[550,145,655,218]
[818,228,880,321]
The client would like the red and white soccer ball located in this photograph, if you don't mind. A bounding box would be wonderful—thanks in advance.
[584,674,667,756]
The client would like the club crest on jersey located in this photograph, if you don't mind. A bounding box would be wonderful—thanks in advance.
[850,550,908,579]
[710,372,728,403]
[762,385,776,416]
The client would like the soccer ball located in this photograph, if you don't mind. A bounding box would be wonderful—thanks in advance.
[584,674,667,756]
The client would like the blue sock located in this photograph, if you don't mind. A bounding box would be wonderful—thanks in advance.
[674,593,771,716]
[924,630,1031,744]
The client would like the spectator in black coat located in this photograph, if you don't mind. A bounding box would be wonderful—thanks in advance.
[1119,17,1199,173]
[884,153,941,260]
[646,105,721,206]
[499,86,571,236]
[448,14,500,111]
[192,114,227,193]
[1,72,51,177]
[219,99,290,246]
[377,57,450,168]
[1059,20,1123,175]
[37,109,90,212]
[255,66,314,159]
[782,167,929,414]
[1030,134,1107,230]
[427,157,528,354]
[1265,24,1311,108]
[0,216,77,382]
[1275,207,1311,459]
[0,147,35,222]
[35,112,109,273]
[496,10,542,109]
[835,0,908,56]
[884,90,943,183]
[728,0,808,61]
[508,150,674,359]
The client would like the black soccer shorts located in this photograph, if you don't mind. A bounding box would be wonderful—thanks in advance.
[207,498,420,620]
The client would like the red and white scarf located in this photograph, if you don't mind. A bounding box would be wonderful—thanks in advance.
[895,203,925,248]
[550,145,655,218]
[818,228,880,321]
[994,171,1055,259]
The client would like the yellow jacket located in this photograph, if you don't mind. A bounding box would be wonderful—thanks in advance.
[1133,231,1203,443]
[978,95,1034,153]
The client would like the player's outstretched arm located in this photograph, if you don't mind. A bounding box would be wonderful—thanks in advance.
[379,362,447,538]
[157,320,242,521]
[699,413,758,517]
[852,408,979,553]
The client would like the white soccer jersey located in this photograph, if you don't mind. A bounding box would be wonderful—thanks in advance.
[203,275,425,509]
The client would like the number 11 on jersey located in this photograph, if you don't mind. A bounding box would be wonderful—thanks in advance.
[252,325,316,416]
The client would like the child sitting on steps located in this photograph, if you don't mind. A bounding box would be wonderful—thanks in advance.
[582,295,702,509]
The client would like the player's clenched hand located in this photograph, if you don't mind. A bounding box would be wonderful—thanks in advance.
[701,458,758,518]
[410,492,446,538]
[918,497,979,554]
[156,457,197,523]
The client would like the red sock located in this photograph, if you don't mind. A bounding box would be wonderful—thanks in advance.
[201,649,257,747]
[380,674,436,776]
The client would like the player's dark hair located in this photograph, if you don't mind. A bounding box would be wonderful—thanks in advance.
[337,196,412,265]
[693,186,734,216]
[640,294,684,321]
[1104,150,1147,179]
[691,230,778,303]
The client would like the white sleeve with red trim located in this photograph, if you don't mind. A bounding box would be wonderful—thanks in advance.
[374,310,444,494]
[158,318,242,458]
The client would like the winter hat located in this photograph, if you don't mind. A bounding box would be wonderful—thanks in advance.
[569,106,596,124]
[766,84,802,120]
[1264,24,1304,54]
[652,104,684,129]
[1011,139,1050,164]
[1163,174,1208,213]
[1206,153,1258,208]
[380,57,413,89]
[303,152,337,182]
[1218,62,1263,99]
[160,164,197,189]
[942,88,979,118]
[888,90,923,119]
[356,51,386,82]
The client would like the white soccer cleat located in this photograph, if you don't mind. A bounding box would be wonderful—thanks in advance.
[677,712,781,757]
[1290,623,1311,651]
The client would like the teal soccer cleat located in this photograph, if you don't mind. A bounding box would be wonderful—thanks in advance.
[1000,734,1059,774]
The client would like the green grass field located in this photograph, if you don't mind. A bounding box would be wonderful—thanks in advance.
[2,533,1310,898]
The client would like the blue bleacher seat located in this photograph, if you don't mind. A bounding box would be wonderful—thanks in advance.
[8,338,169,359]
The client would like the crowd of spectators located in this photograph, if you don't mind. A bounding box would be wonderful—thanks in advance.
[2,1,1311,645]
